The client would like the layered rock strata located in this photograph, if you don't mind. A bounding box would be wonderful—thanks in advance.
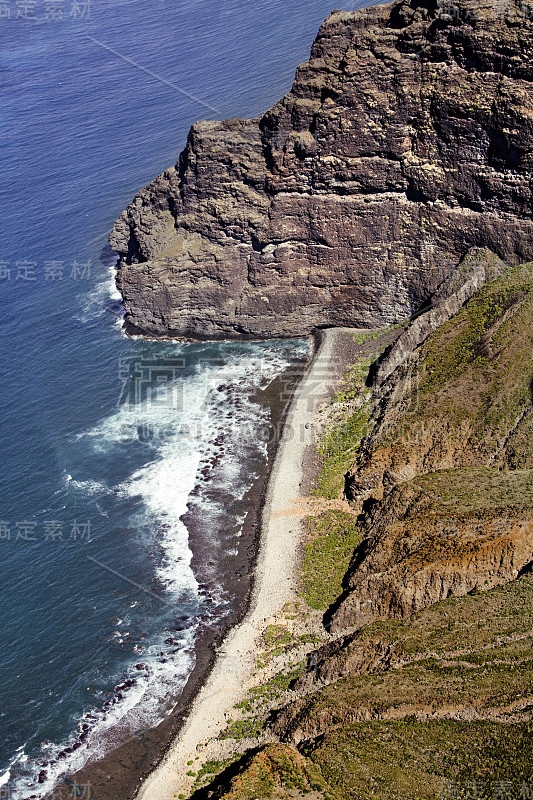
[328,470,533,632]
[111,0,533,339]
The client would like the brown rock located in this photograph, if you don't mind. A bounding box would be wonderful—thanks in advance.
[110,0,533,339]
[328,471,533,633]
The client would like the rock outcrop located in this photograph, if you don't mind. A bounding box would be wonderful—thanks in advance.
[328,469,533,632]
[372,247,506,385]
[324,257,533,632]
[111,0,533,339]
[345,259,533,505]
[145,258,533,799]
[155,259,533,799]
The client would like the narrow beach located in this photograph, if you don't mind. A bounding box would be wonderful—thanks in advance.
[135,328,341,800]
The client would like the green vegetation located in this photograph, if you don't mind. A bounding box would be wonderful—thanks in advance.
[409,467,533,516]
[351,327,400,346]
[403,263,533,451]
[330,358,374,404]
[219,717,265,742]
[304,719,533,800]
[192,262,533,800]
[317,407,370,498]
[232,664,306,718]
[316,264,533,500]
[302,511,363,609]
[200,743,333,800]
[261,624,294,657]
[223,663,308,744]
[315,328,394,498]
[192,756,243,792]
[352,329,384,345]
[201,574,533,798]
[277,573,533,734]
[207,717,533,800]
[421,263,533,391]
[254,624,299,669]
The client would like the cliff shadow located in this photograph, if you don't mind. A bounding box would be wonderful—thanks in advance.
[322,524,375,633]
[189,747,262,799]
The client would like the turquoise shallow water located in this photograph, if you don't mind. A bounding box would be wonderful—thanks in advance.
[0,0,383,795]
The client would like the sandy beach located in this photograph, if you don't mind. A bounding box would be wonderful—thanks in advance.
[134,328,342,800]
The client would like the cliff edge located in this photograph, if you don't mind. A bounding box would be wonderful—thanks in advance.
[181,255,533,800]
[111,0,533,339]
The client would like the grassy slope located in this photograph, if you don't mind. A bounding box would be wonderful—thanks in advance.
[302,511,363,610]
[315,332,384,499]
[191,264,533,800]
[197,575,533,800]
[378,262,533,469]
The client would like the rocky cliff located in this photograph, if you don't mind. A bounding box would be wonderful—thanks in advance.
[328,470,533,632]
[177,252,533,799]
[321,258,533,631]
[111,0,533,339]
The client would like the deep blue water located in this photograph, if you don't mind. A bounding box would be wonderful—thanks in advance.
[0,0,384,795]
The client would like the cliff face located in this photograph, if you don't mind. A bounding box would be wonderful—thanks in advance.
[111,0,533,339]
[259,260,533,794]
[345,258,533,505]
[126,257,533,798]
[322,259,533,631]
[328,471,533,632]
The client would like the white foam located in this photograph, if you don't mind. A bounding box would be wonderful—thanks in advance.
[6,622,197,799]
[0,768,11,788]
[70,478,111,497]
[75,260,123,324]
[121,445,199,595]
[5,339,311,799]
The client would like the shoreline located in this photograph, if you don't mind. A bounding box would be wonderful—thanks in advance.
[132,327,340,800]
[48,335,316,800]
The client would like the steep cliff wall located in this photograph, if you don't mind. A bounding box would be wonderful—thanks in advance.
[111,0,533,339]
[319,259,533,631]
[124,257,533,800]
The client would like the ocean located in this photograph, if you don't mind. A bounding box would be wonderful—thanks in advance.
[0,0,383,796]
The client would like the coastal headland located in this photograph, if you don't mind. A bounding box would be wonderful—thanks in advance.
[110,0,533,340]
[53,0,533,796]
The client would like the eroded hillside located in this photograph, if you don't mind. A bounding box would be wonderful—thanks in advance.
[187,256,533,800]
